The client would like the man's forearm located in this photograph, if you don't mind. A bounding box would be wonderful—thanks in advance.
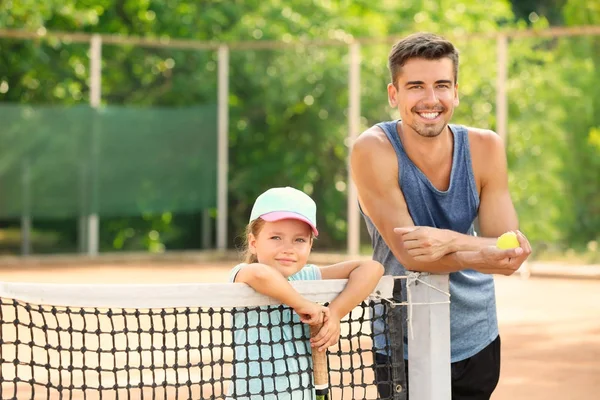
[394,246,487,274]
[392,232,525,275]
[447,230,497,252]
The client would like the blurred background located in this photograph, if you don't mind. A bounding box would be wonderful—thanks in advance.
[1,3,599,400]
[0,0,598,263]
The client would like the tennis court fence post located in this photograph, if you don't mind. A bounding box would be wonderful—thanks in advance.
[86,33,102,257]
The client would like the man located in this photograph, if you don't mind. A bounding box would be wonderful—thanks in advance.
[350,32,532,399]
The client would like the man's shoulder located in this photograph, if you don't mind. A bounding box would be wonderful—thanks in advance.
[461,126,503,145]
[351,123,403,193]
[352,124,395,158]
[460,126,507,187]
[357,123,388,141]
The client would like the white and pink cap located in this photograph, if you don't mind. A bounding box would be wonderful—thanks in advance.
[249,187,319,236]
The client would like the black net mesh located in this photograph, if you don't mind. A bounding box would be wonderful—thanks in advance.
[0,294,403,399]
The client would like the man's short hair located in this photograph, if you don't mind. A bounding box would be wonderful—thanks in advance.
[388,32,459,86]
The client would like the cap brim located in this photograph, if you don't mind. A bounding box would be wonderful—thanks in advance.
[259,211,319,236]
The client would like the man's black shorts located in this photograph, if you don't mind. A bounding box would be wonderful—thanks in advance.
[375,335,501,400]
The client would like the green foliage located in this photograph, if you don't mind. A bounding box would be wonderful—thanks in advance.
[509,0,568,25]
[0,0,598,253]
[590,128,600,151]
[556,0,600,246]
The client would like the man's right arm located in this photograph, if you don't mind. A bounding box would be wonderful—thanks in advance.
[350,127,522,275]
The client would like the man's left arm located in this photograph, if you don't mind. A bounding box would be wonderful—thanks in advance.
[472,130,531,265]
[395,130,531,263]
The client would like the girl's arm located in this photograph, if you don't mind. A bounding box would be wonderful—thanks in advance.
[235,263,327,325]
[311,260,384,351]
[320,259,384,320]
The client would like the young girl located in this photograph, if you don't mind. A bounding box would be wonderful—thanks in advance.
[227,186,384,399]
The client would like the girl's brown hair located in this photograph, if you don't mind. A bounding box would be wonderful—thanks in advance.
[241,218,266,263]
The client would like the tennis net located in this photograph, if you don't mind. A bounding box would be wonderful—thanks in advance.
[0,277,404,399]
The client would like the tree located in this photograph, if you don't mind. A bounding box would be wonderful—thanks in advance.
[1,0,597,254]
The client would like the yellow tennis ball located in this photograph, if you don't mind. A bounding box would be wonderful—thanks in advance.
[496,232,520,249]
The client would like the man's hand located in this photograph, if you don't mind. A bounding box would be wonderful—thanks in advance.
[309,309,342,352]
[476,231,532,275]
[295,301,328,325]
[394,226,456,262]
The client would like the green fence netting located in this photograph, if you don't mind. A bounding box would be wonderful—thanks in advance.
[0,103,217,218]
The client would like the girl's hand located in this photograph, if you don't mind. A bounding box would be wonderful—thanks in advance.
[295,301,328,325]
[309,310,342,352]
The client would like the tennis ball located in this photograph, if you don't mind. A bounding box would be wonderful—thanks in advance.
[496,232,520,250]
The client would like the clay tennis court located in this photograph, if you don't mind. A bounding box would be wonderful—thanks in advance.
[492,274,600,400]
[1,258,599,400]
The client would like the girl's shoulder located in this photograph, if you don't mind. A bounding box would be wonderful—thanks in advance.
[229,263,248,283]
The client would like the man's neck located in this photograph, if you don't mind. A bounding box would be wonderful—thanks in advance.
[397,122,453,165]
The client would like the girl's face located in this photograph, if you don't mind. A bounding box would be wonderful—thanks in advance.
[248,219,313,277]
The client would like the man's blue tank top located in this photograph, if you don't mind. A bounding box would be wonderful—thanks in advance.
[362,120,498,362]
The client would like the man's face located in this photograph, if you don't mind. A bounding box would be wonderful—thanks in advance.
[387,57,459,138]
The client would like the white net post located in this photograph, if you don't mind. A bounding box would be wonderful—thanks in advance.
[408,274,451,400]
